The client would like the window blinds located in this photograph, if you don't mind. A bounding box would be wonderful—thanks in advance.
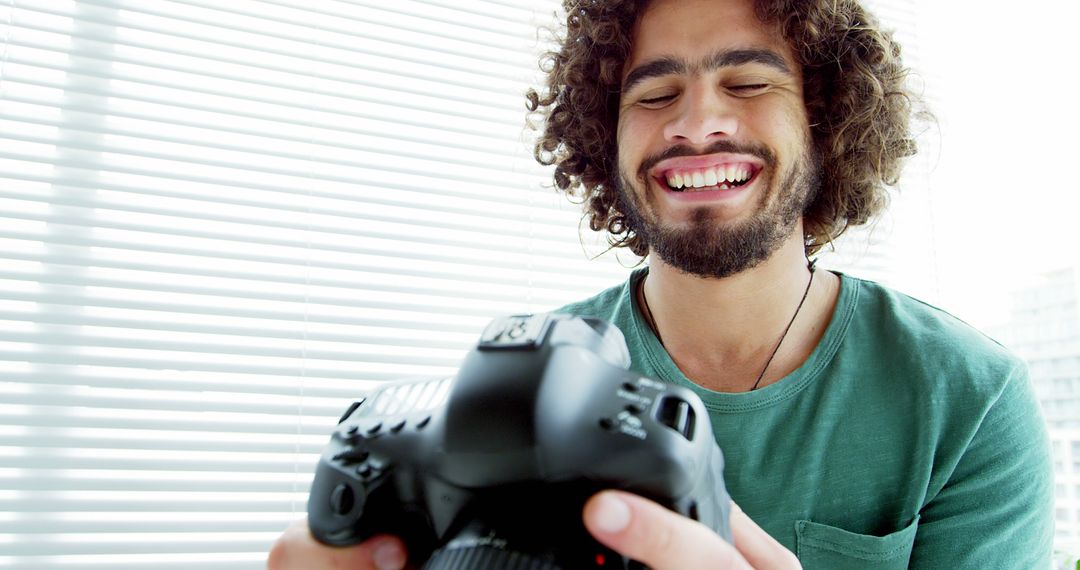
[0,0,631,567]
[0,0,928,568]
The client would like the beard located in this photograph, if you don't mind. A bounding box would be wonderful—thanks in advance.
[617,139,822,279]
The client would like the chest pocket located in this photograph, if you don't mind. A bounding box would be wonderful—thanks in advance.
[795,515,919,569]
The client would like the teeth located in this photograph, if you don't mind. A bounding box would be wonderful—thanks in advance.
[666,164,754,190]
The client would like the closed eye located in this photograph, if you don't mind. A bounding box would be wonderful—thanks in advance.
[639,94,676,107]
[729,84,769,95]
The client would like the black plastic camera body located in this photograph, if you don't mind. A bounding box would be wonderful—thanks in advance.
[307,313,732,569]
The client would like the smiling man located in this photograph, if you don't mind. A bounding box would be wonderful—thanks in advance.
[601,0,829,397]
[536,0,1054,567]
[269,0,1054,568]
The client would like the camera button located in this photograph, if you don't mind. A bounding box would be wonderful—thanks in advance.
[369,457,388,471]
[657,397,695,440]
[329,483,355,515]
[332,449,369,464]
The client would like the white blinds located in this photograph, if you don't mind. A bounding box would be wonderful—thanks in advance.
[0,0,631,567]
[0,0,930,568]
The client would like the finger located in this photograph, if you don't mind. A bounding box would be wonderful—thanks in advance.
[267,518,408,570]
[583,491,752,570]
[729,503,802,570]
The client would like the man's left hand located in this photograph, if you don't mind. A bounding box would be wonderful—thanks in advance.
[583,491,801,569]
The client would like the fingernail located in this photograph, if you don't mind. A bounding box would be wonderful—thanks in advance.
[593,493,632,534]
[372,540,406,570]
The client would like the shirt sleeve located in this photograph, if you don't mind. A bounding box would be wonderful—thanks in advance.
[908,361,1055,568]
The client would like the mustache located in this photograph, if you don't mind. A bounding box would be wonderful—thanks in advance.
[637,140,777,181]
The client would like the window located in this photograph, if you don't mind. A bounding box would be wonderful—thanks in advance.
[0,1,630,566]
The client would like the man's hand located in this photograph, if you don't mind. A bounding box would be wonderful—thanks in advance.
[266,518,408,570]
[267,494,798,570]
[583,491,801,570]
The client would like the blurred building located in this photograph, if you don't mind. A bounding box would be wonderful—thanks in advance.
[989,267,1080,561]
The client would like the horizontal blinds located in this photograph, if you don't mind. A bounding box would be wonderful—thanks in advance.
[0,0,632,568]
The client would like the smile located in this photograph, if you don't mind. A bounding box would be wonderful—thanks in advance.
[661,163,759,192]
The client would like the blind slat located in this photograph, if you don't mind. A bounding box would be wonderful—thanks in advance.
[0,96,535,159]
[3,408,341,435]
[0,228,619,289]
[0,311,473,350]
[0,370,433,398]
[1,435,328,455]
[18,0,534,78]
[1,74,529,141]
[0,514,297,535]
[0,111,539,175]
[2,534,282,556]
[0,446,321,473]
[0,290,495,339]
[0,129,539,191]
[1,58,523,126]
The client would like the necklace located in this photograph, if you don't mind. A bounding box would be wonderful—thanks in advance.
[638,260,817,391]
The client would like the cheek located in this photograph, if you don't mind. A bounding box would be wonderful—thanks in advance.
[616,108,667,169]
[751,102,811,161]
[749,98,801,135]
[615,114,640,172]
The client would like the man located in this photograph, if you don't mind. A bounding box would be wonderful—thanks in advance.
[270,0,1054,568]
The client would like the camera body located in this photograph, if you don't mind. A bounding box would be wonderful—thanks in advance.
[307,313,732,568]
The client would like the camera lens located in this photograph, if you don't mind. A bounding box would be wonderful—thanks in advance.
[417,511,621,570]
[419,519,563,570]
[422,545,561,569]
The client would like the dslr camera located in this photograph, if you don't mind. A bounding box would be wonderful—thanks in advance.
[307,313,732,568]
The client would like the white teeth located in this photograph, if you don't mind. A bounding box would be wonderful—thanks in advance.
[666,165,754,190]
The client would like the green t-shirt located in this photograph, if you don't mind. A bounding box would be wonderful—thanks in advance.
[558,268,1054,569]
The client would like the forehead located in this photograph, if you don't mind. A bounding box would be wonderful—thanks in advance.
[625,0,795,78]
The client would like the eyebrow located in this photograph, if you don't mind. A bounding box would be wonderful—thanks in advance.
[621,48,792,94]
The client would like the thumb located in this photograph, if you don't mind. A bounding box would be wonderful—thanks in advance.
[267,519,408,570]
[582,491,751,570]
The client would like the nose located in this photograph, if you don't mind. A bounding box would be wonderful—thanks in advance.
[662,82,739,144]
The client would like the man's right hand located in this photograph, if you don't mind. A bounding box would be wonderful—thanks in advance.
[266,518,408,570]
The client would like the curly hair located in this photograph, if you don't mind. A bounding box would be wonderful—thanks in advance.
[526,0,921,257]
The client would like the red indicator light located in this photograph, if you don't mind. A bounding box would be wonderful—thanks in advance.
[595,553,606,566]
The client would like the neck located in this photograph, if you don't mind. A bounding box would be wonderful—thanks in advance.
[641,230,838,392]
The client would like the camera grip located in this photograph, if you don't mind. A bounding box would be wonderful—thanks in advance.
[308,460,376,545]
[308,410,443,558]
